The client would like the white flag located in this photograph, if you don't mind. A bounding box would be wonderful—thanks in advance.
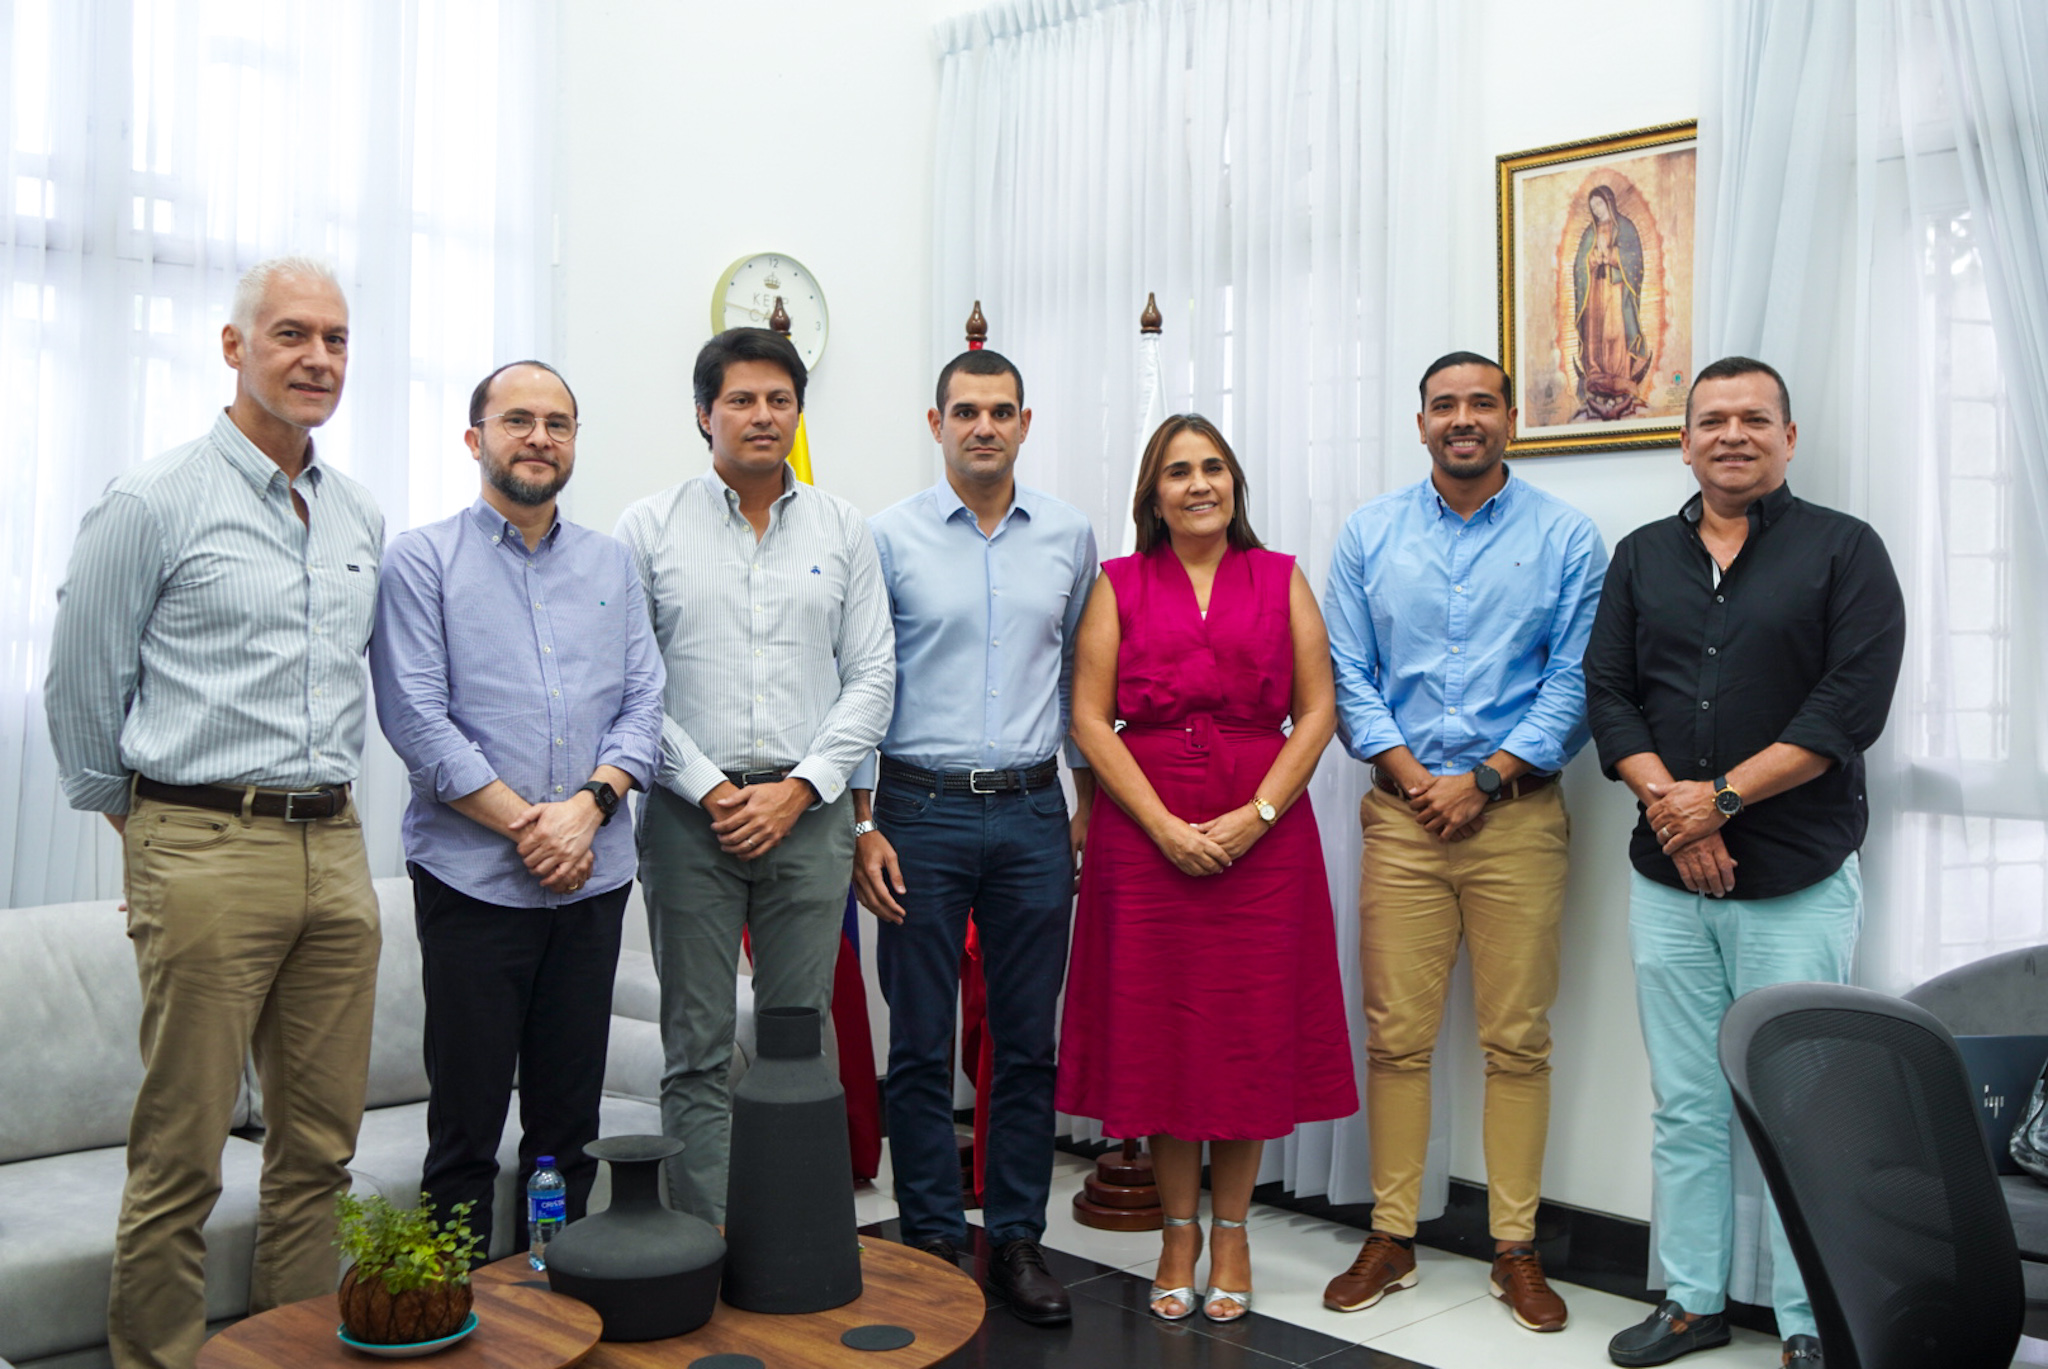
[1121,328,1166,557]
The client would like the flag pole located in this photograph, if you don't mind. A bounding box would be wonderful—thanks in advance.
[1120,293,1166,557]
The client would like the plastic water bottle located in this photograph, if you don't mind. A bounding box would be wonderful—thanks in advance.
[527,1157,566,1270]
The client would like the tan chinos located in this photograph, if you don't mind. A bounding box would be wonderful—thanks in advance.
[1358,781,1570,1242]
[108,792,379,1369]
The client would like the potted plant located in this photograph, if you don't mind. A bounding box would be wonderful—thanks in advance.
[334,1192,482,1345]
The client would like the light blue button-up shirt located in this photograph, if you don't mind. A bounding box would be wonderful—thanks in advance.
[852,482,1098,789]
[46,410,385,814]
[370,501,665,908]
[1325,470,1606,775]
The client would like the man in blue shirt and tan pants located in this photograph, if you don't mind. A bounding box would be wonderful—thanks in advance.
[1321,351,1606,1334]
[852,349,1097,1326]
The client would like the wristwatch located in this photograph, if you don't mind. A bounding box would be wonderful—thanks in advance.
[578,780,620,826]
[1713,775,1744,818]
[1472,763,1503,802]
[1252,796,1278,824]
[851,819,878,838]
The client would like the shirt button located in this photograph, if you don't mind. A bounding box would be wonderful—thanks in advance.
[1699,758,1711,767]
[987,741,996,748]
[1450,646,1460,654]
[1715,594,1725,603]
[991,639,1000,647]
[756,694,765,703]
[555,738,565,746]
[1701,700,1711,710]
[491,535,501,544]
[533,601,542,610]
[990,689,999,697]
[754,648,763,656]
[543,645,553,653]
[551,689,560,697]
[1448,706,1459,715]
[755,740,764,749]
[1707,646,1718,655]
[555,785,564,793]
[993,589,1001,596]
[1454,585,1465,593]
[754,604,762,612]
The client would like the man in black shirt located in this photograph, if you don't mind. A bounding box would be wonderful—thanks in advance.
[1586,357,1904,1369]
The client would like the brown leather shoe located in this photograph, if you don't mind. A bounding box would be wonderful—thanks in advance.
[1490,1246,1568,1331]
[1323,1231,1417,1311]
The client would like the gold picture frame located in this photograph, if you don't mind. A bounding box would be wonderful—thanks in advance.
[1497,121,1697,457]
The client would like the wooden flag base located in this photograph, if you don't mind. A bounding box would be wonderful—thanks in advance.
[1072,1138,1163,1231]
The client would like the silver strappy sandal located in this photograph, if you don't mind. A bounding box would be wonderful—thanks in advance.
[1202,1216,1252,1322]
[1149,1214,1201,1321]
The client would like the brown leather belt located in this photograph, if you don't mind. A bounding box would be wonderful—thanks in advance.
[881,756,1061,795]
[1373,768,1557,804]
[134,777,352,821]
[722,768,792,788]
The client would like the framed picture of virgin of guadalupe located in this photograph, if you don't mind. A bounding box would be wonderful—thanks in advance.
[1497,121,1697,456]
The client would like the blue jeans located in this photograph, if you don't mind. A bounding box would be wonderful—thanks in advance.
[1629,854,1863,1340]
[874,776,1073,1247]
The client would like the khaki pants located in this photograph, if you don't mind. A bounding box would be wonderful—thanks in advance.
[109,793,380,1369]
[1358,782,1569,1242]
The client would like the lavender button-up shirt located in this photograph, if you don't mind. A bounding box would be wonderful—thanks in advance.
[370,500,664,908]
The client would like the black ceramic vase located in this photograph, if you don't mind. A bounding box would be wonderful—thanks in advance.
[543,1135,725,1341]
[721,1006,863,1313]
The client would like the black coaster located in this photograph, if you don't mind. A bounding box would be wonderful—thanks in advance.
[841,1324,917,1351]
[689,1356,764,1369]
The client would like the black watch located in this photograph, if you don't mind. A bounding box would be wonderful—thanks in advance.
[1713,775,1743,818]
[578,780,621,826]
[1472,763,1503,801]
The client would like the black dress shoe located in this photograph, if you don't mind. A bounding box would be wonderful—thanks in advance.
[911,1237,963,1267]
[988,1239,1072,1325]
[1781,1334,1822,1365]
[1608,1300,1732,1366]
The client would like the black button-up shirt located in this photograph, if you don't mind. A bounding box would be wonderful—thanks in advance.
[1585,483,1905,899]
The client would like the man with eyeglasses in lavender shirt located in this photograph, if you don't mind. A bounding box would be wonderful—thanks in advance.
[370,360,663,1258]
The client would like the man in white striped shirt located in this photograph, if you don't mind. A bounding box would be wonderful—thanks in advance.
[46,257,384,1369]
[615,328,894,1225]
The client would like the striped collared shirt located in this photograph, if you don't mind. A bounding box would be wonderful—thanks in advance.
[46,409,386,814]
[615,466,894,806]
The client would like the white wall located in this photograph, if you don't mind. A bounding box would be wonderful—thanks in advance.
[557,0,1707,1226]
[1427,0,1708,1225]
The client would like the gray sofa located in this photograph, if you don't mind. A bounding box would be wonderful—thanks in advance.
[0,876,749,1369]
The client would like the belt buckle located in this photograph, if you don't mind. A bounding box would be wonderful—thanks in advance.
[968,768,1004,794]
[283,790,327,822]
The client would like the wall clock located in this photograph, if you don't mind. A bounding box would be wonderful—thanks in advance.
[711,252,829,371]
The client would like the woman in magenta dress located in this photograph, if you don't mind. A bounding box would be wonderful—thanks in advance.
[1057,414,1357,1324]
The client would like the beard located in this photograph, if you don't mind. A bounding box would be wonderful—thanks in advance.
[485,455,568,506]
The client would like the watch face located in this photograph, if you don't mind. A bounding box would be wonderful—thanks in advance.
[1474,765,1501,796]
[1256,800,1276,822]
[714,253,829,370]
[1716,789,1742,815]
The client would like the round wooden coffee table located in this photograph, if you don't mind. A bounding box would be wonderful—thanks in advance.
[198,1267,601,1368]
[473,1237,985,1369]
[199,1238,983,1369]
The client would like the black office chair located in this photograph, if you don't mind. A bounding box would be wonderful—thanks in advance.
[1720,981,2025,1369]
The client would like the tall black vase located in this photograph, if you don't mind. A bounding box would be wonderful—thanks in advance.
[721,1006,863,1313]
[543,1135,725,1341]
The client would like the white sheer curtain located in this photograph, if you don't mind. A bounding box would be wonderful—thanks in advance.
[2,0,556,908]
[933,0,1459,1207]
[1694,0,2048,1309]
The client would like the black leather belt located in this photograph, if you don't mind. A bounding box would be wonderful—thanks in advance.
[722,768,792,788]
[1373,768,1557,804]
[134,777,351,821]
[880,757,1060,795]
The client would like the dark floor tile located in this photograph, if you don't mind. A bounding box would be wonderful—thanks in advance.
[1073,1274,1380,1366]
[1300,1345,1440,1368]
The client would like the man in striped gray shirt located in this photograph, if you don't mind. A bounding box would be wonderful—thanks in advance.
[46,257,385,1369]
[616,328,894,1225]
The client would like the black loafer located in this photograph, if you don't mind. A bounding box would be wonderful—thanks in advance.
[1609,1300,1732,1366]
[989,1239,1072,1325]
[1782,1333,1822,1365]
[911,1237,963,1267]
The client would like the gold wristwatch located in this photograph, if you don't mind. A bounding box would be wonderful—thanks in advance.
[1252,796,1277,824]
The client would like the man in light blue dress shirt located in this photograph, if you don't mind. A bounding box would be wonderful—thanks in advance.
[851,350,1097,1325]
[1320,353,1606,1334]
[369,361,663,1259]
[46,257,385,1369]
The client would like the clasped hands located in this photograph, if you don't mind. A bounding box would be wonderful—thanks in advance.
[1151,802,1268,877]
[1643,779,1738,897]
[509,792,602,894]
[706,778,813,862]
[1398,771,1489,843]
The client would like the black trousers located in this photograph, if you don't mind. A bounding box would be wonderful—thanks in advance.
[410,862,628,1256]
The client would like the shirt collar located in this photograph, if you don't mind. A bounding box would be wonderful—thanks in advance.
[700,462,799,512]
[467,496,561,548]
[935,480,1035,534]
[1423,465,1516,524]
[212,408,323,496]
[1679,480,1795,530]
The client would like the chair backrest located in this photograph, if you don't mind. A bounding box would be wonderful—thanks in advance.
[1720,981,2023,1369]
[1902,945,2048,1035]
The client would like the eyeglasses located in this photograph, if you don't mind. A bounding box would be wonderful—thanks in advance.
[478,411,579,441]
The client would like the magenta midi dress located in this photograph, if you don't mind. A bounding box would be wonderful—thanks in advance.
[1055,544,1358,1140]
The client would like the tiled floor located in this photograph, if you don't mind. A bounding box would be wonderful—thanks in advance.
[858,1145,1795,1369]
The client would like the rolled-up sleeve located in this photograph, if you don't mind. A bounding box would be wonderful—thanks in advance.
[1058,522,1100,770]
[1499,517,1606,772]
[46,492,166,814]
[1325,516,1407,763]
[1776,524,1906,764]
[368,534,499,803]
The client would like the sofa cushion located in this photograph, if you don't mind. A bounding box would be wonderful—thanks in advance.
[0,1139,264,1364]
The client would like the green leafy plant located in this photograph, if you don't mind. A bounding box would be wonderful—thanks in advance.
[334,1192,481,1294]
